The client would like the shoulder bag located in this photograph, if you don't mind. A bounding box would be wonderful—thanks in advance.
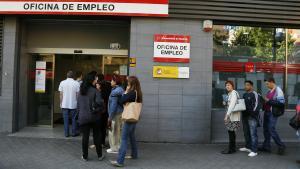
[122,91,142,123]
[232,91,246,113]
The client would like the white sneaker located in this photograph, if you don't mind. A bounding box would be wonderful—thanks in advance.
[248,152,258,157]
[106,149,118,154]
[239,147,251,153]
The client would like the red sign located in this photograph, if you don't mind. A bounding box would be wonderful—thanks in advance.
[0,0,168,17]
[153,34,191,63]
[245,62,255,73]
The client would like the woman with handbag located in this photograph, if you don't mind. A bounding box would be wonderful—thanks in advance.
[77,72,105,161]
[221,80,241,154]
[111,76,143,167]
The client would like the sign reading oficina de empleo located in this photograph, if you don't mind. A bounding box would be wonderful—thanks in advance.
[153,34,191,63]
[0,0,168,17]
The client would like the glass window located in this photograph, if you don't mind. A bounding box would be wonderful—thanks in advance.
[287,29,300,109]
[212,25,287,108]
[104,56,128,76]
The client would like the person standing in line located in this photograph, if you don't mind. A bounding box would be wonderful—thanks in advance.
[59,71,80,137]
[239,81,260,157]
[75,71,83,86]
[98,74,112,147]
[107,75,124,154]
[259,77,286,155]
[77,72,105,161]
[296,100,300,164]
[221,80,241,154]
[111,76,142,167]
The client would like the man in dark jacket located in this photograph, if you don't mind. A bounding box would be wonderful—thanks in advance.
[97,74,112,147]
[239,80,260,157]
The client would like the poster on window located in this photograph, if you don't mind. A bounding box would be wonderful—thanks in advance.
[153,34,190,63]
[35,61,46,93]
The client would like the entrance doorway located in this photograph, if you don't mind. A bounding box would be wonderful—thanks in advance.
[27,48,128,127]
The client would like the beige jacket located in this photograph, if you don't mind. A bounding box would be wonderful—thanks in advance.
[226,90,241,122]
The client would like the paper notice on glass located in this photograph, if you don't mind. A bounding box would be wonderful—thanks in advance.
[120,65,128,75]
[35,61,46,93]
[237,78,245,90]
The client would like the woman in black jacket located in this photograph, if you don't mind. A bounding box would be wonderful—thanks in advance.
[111,76,143,167]
[77,72,104,161]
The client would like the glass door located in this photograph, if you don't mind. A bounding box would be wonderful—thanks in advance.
[28,54,54,127]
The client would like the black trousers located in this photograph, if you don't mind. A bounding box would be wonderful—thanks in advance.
[81,120,103,159]
[228,130,236,151]
[100,113,108,145]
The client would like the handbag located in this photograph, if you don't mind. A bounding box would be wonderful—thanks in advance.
[272,105,285,117]
[289,111,300,130]
[232,91,246,112]
[122,91,142,123]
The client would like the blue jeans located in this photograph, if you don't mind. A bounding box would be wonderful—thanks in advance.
[248,117,258,153]
[242,116,258,152]
[117,122,138,164]
[62,109,78,137]
[262,111,285,150]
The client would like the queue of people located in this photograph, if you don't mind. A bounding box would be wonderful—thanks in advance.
[58,70,295,166]
[58,70,142,167]
[222,77,286,157]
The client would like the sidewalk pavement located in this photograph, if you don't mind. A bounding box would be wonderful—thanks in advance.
[0,134,299,169]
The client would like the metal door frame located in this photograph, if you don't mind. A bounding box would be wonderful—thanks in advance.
[28,48,129,128]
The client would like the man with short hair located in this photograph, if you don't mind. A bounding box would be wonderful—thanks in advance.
[259,77,286,155]
[239,80,260,157]
[59,71,80,137]
[75,71,83,86]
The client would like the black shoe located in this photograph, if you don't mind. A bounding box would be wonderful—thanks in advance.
[278,147,285,155]
[296,160,300,164]
[258,147,271,153]
[221,149,236,154]
[72,134,80,137]
[81,156,88,162]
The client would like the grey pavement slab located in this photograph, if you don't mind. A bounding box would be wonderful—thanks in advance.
[0,133,299,169]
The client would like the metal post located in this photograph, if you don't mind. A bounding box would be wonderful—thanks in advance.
[272,28,277,62]
[284,29,288,101]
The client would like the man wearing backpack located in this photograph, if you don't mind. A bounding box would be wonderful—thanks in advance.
[259,77,286,155]
[239,80,260,157]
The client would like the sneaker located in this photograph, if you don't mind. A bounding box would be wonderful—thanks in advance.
[248,152,258,157]
[81,156,88,162]
[110,160,124,167]
[107,149,118,154]
[239,147,251,153]
[125,155,138,159]
[98,155,105,161]
[89,145,95,149]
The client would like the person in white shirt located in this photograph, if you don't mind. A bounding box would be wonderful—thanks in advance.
[59,71,80,137]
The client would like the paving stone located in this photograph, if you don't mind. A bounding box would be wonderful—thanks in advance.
[0,133,299,169]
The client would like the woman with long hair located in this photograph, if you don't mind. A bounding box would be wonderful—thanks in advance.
[111,76,142,167]
[77,72,105,161]
[221,80,241,154]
